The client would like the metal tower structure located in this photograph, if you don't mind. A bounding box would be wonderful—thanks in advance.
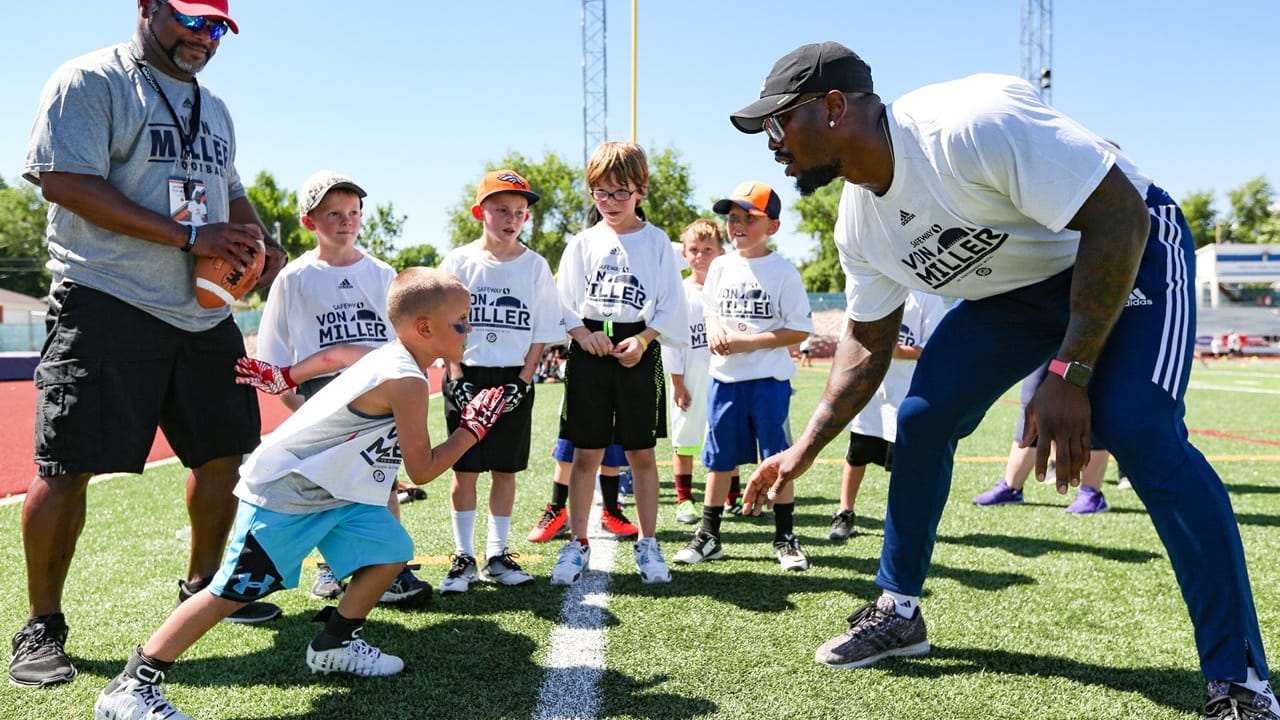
[582,0,607,168]
[1020,0,1053,104]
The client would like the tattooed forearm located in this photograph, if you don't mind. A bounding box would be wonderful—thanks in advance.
[799,305,903,455]
[1061,165,1150,366]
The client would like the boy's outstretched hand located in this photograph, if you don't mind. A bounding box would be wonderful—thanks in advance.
[235,357,297,394]
[459,386,508,441]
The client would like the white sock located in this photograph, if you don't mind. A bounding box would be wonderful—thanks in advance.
[1244,666,1279,714]
[487,515,511,560]
[451,510,476,558]
[882,590,920,619]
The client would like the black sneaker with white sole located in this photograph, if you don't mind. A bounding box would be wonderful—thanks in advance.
[9,616,76,687]
[672,528,724,565]
[814,595,930,669]
[828,509,855,541]
[177,578,282,624]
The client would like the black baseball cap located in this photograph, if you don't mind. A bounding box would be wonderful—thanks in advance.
[730,41,874,134]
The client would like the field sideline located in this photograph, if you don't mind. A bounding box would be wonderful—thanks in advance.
[1,358,1277,719]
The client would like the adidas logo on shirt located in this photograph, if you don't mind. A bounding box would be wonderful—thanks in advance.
[899,210,916,226]
[338,279,354,290]
[1125,288,1153,307]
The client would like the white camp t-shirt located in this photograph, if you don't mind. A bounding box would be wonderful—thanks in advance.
[661,277,713,447]
[848,291,948,442]
[256,249,396,369]
[702,251,813,383]
[440,243,564,368]
[557,221,689,348]
[837,73,1153,322]
[236,342,423,511]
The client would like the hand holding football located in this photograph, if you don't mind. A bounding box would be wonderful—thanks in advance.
[194,237,266,308]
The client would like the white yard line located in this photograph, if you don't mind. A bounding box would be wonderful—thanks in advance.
[532,505,620,720]
[1187,382,1280,395]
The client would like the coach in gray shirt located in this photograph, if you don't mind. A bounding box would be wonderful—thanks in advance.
[10,0,287,688]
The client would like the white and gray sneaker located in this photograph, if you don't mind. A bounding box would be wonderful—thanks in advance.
[672,528,724,565]
[94,676,193,720]
[440,553,478,596]
[481,552,535,586]
[550,541,591,586]
[774,534,810,571]
[306,637,404,677]
[633,537,671,584]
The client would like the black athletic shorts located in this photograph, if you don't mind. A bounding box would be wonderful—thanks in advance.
[845,431,894,470]
[444,365,534,473]
[33,282,261,476]
[559,319,666,451]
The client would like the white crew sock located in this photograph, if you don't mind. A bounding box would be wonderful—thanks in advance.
[882,590,921,619]
[451,510,476,558]
[487,515,511,560]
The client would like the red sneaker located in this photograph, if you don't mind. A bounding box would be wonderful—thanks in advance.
[600,508,639,538]
[527,504,568,543]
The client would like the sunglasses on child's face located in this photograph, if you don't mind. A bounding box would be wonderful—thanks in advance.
[168,4,231,41]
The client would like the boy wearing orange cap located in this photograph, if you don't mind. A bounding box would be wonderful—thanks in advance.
[672,182,814,572]
[436,170,564,594]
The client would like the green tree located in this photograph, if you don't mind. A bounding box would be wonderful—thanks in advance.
[387,243,440,272]
[1179,190,1218,248]
[792,180,845,292]
[357,202,409,263]
[642,146,703,239]
[1226,175,1277,244]
[245,170,310,258]
[0,179,53,298]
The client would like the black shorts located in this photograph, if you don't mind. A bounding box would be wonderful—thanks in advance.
[33,282,261,476]
[559,320,666,451]
[444,365,534,473]
[845,432,894,470]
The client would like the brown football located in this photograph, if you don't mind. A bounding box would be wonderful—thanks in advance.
[194,238,265,308]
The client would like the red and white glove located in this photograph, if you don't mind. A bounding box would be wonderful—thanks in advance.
[235,357,297,395]
[459,386,507,441]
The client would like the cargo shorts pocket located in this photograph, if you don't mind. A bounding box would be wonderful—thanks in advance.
[34,358,101,460]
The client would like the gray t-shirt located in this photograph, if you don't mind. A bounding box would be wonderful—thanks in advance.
[24,42,246,332]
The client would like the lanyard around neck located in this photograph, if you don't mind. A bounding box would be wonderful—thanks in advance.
[134,57,203,164]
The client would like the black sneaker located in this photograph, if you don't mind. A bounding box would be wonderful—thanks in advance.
[379,565,432,606]
[9,616,76,687]
[1204,683,1280,719]
[814,595,930,669]
[672,528,725,565]
[177,578,282,624]
[828,509,855,541]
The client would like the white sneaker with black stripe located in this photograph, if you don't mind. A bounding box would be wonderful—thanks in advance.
[774,534,809,571]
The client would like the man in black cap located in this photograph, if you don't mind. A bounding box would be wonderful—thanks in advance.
[733,41,1277,719]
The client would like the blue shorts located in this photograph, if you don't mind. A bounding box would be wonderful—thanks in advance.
[208,501,413,602]
[701,378,792,471]
[552,438,627,468]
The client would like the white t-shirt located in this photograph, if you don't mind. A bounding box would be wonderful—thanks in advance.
[702,251,813,382]
[661,277,713,447]
[837,73,1153,322]
[440,242,564,368]
[256,249,396,370]
[849,291,948,442]
[557,221,689,348]
[236,342,423,511]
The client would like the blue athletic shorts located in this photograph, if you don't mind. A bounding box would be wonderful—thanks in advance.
[701,378,792,471]
[208,501,413,602]
[552,438,627,467]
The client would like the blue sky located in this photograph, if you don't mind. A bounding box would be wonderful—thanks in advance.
[2,1,1276,263]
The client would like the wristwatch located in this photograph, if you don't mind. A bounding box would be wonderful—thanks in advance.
[1048,358,1093,388]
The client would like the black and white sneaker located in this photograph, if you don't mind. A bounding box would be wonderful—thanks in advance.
[94,675,193,720]
[774,534,810,571]
[439,554,478,596]
[672,528,724,565]
[1204,682,1280,719]
[178,578,281,624]
[379,565,432,605]
[9,616,76,687]
[480,552,534,586]
[828,510,855,541]
[815,595,930,669]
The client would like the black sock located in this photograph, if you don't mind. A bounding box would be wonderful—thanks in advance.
[773,502,796,542]
[309,607,364,651]
[702,504,725,537]
[122,646,174,686]
[551,481,570,509]
[599,473,621,514]
[31,613,66,635]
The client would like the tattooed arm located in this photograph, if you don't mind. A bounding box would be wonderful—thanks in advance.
[1024,164,1149,491]
[742,304,904,513]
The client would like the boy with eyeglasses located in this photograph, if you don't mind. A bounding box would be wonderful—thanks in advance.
[672,182,814,572]
[93,268,509,720]
[552,142,689,586]
[239,170,431,605]
[435,170,564,594]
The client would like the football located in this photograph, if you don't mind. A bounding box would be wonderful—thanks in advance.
[194,238,266,308]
